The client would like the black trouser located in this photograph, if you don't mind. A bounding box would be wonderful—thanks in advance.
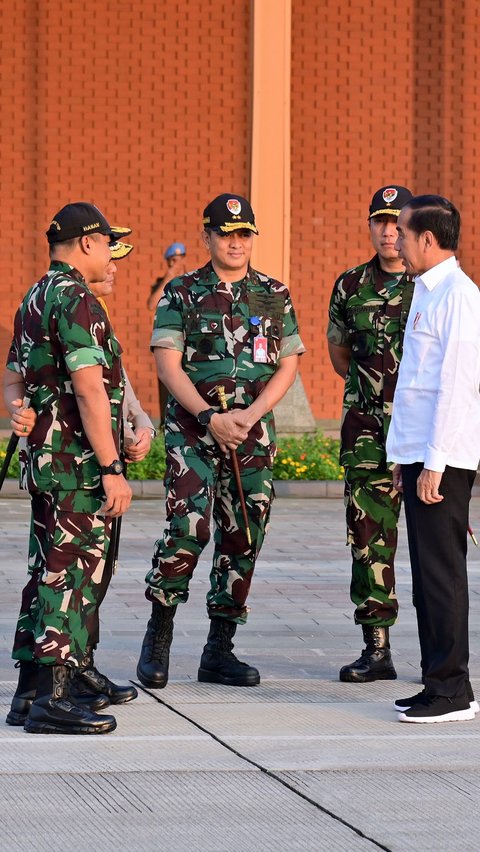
[402,463,476,698]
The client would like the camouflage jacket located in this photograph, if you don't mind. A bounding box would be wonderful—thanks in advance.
[327,255,414,470]
[151,261,305,458]
[6,261,124,495]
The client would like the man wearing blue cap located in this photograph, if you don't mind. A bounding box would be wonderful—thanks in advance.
[147,242,187,311]
[147,242,188,422]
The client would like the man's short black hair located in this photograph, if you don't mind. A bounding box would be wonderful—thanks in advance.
[404,195,460,251]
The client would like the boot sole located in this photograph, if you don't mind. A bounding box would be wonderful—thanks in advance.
[136,666,168,689]
[108,690,138,705]
[339,670,397,683]
[198,669,260,686]
[6,713,28,726]
[24,719,117,735]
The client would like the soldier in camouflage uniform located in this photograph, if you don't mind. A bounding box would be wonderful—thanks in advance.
[3,202,132,735]
[137,193,305,688]
[327,185,414,682]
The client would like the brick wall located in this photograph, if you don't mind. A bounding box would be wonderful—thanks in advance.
[1,0,480,424]
[291,0,480,419]
[0,0,251,420]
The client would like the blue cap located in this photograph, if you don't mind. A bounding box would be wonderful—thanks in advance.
[164,242,186,260]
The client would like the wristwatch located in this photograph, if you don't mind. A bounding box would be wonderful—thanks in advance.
[100,459,124,475]
[197,408,216,427]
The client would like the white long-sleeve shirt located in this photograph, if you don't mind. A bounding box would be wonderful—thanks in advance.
[386,255,480,472]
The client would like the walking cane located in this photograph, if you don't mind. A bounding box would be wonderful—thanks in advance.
[215,385,252,547]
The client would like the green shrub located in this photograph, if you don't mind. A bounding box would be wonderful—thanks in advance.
[0,441,20,480]
[0,430,342,482]
[125,435,166,480]
[273,431,343,480]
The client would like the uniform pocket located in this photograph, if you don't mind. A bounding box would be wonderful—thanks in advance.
[185,312,226,361]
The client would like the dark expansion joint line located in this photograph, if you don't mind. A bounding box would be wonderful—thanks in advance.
[132,681,392,852]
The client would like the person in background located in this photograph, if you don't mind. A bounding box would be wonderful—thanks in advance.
[147,242,188,424]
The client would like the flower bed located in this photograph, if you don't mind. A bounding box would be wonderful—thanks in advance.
[0,430,343,482]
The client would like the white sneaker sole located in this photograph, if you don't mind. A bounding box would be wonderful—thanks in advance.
[395,699,479,713]
[398,707,475,723]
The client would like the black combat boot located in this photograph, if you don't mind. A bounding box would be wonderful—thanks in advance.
[198,618,260,686]
[70,645,137,705]
[6,661,37,726]
[339,625,397,683]
[137,603,177,688]
[24,665,117,735]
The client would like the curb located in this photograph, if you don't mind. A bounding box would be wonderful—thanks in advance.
[1,479,479,500]
[0,479,346,499]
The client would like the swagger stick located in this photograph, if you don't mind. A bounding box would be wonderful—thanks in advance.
[468,524,478,548]
[0,397,31,491]
[0,432,19,491]
[215,385,252,547]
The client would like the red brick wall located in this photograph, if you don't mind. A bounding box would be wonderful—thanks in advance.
[0,0,251,420]
[291,0,480,419]
[2,0,480,424]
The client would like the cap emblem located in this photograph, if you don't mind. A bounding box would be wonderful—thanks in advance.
[50,220,61,231]
[226,198,241,215]
[382,188,398,205]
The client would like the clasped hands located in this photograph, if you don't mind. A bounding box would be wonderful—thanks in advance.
[208,409,252,453]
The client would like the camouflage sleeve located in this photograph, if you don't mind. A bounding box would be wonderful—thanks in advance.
[6,341,20,372]
[280,291,306,357]
[327,275,350,347]
[5,309,22,372]
[150,279,185,352]
[56,286,109,373]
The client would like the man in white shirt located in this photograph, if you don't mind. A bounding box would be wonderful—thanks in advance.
[386,195,480,723]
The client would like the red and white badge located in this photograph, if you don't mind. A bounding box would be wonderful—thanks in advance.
[383,188,398,204]
[227,198,241,215]
[253,335,268,363]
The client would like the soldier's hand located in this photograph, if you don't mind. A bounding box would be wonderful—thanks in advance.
[392,464,403,493]
[125,428,153,462]
[10,399,37,437]
[101,474,132,516]
[208,411,251,452]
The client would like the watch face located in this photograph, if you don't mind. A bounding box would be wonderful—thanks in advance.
[102,460,123,475]
[198,408,213,426]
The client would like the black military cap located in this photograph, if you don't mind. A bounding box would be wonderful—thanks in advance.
[46,202,132,244]
[369,185,413,218]
[202,193,259,234]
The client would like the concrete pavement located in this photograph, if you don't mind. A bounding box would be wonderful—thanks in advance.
[1,494,480,851]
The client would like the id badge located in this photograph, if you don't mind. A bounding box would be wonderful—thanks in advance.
[253,334,268,363]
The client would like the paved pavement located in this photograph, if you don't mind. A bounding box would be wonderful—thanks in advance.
[1,493,480,851]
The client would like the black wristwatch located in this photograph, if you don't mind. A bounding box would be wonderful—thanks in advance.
[100,459,124,476]
[197,408,216,427]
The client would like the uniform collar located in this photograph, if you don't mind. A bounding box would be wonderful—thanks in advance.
[49,260,87,284]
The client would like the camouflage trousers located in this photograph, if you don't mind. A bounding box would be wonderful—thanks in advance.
[344,468,401,627]
[12,491,112,666]
[145,445,275,624]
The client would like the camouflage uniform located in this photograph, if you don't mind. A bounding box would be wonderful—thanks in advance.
[327,255,414,627]
[146,260,305,623]
[7,261,124,665]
